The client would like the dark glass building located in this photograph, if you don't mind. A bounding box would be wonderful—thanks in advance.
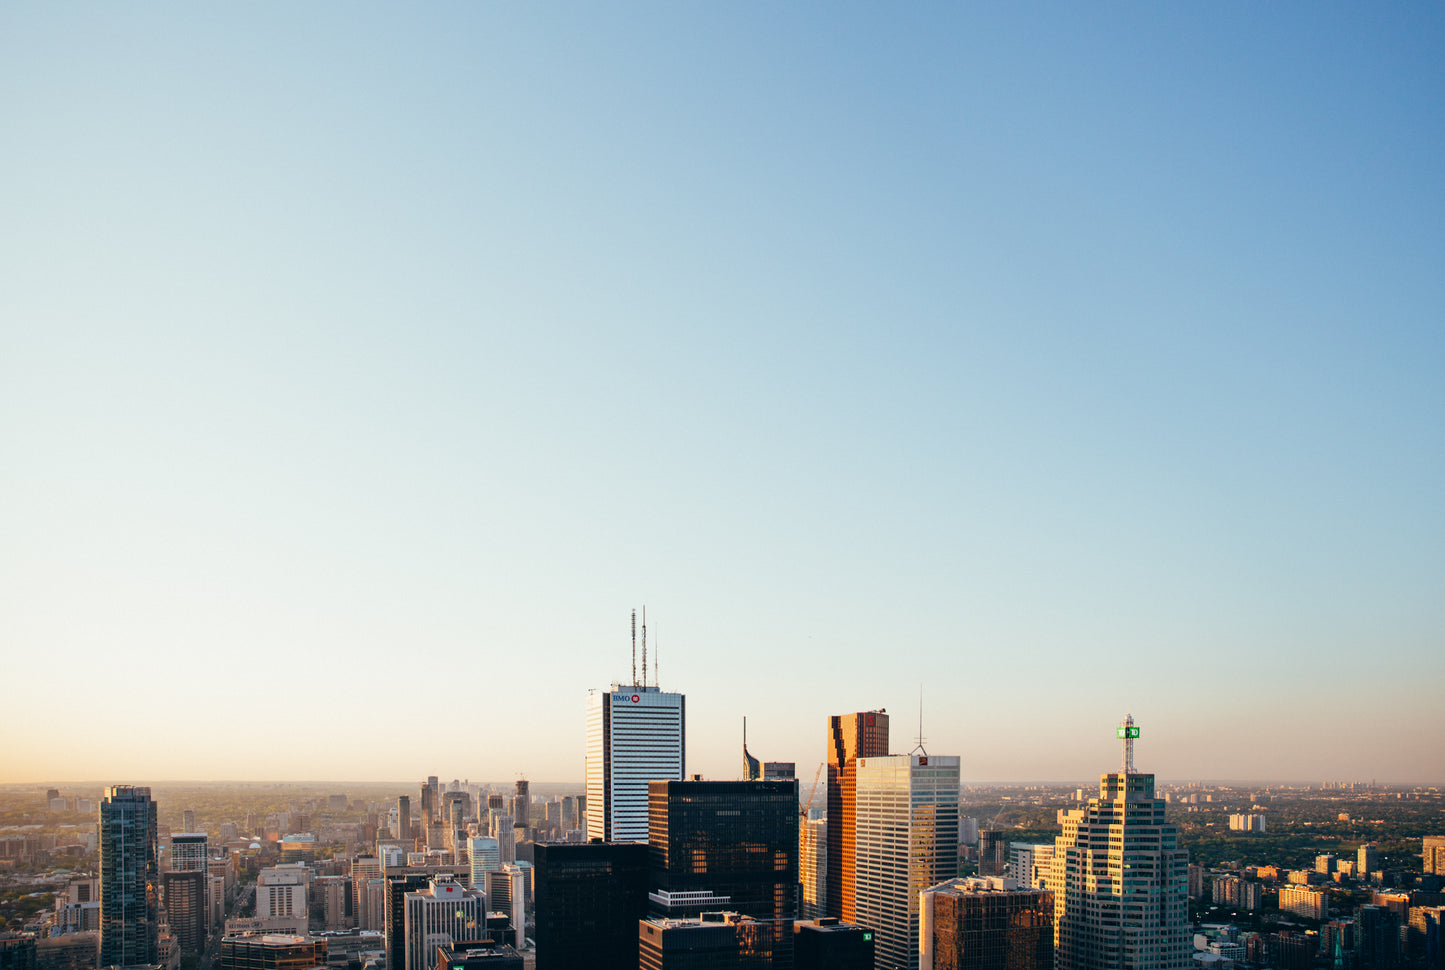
[162,869,208,953]
[0,932,38,970]
[384,873,432,970]
[648,779,798,921]
[639,913,791,970]
[533,841,649,970]
[793,918,874,970]
[99,785,159,968]
[434,940,523,970]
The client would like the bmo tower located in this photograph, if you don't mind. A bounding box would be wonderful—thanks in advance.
[586,684,685,841]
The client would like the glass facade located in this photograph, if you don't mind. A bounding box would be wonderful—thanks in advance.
[853,755,960,970]
[533,841,649,970]
[648,780,798,922]
[825,711,890,921]
[99,785,159,968]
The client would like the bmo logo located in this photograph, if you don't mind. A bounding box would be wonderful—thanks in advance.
[630,694,640,703]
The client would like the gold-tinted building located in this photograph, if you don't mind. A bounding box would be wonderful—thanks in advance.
[922,877,1053,970]
[825,710,888,921]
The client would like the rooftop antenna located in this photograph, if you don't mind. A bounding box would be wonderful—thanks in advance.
[1118,713,1139,773]
[631,609,637,687]
[654,630,660,688]
[641,606,648,689]
[910,684,928,758]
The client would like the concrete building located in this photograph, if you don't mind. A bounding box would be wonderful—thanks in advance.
[853,752,960,970]
[1425,836,1445,876]
[825,709,890,921]
[1278,885,1328,920]
[1008,843,1055,891]
[920,877,1053,970]
[99,785,160,968]
[163,870,208,953]
[1051,716,1190,970]
[256,865,309,921]
[402,877,485,970]
[1358,842,1379,877]
[586,681,686,842]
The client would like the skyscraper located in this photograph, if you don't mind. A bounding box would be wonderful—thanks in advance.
[1052,716,1190,970]
[825,710,889,920]
[533,841,649,970]
[853,753,960,970]
[586,685,685,842]
[648,779,798,921]
[99,785,159,967]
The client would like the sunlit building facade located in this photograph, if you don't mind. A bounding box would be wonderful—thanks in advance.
[854,753,960,970]
[586,684,685,842]
[921,877,1053,970]
[825,710,889,921]
[1052,717,1190,970]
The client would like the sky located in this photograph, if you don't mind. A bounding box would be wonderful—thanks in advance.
[2,4,1442,787]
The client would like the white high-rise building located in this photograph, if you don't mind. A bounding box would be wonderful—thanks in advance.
[255,864,308,919]
[1052,715,1190,970]
[853,753,960,970]
[402,876,485,970]
[585,683,685,841]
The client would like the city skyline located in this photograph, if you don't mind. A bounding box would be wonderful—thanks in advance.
[3,5,1443,787]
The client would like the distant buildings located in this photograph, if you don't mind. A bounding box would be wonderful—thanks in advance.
[825,709,890,920]
[1425,835,1445,876]
[1008,843,1054,890]
[1278,885,1329,920]
[1229,813,1267,832]
[99,785,159,968]
[1358,841,1379,877]
[853,752,960,970]
[920,877,1053,970]
[1052,716,1190,970]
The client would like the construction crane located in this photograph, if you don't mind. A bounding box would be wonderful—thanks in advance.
[800,763,824,819]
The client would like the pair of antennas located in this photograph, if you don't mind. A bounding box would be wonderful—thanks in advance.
[630,607,658,688]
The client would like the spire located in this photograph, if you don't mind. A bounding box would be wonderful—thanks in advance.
[743,716,761,781]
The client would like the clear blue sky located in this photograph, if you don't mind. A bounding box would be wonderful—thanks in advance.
[3,4,1441,785]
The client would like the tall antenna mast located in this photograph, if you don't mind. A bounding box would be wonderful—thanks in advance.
[654,632,660,688]
[641,606,648,688]
[1117,713,1139,773]
[910,684,928,757]
[631,609,637,687]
